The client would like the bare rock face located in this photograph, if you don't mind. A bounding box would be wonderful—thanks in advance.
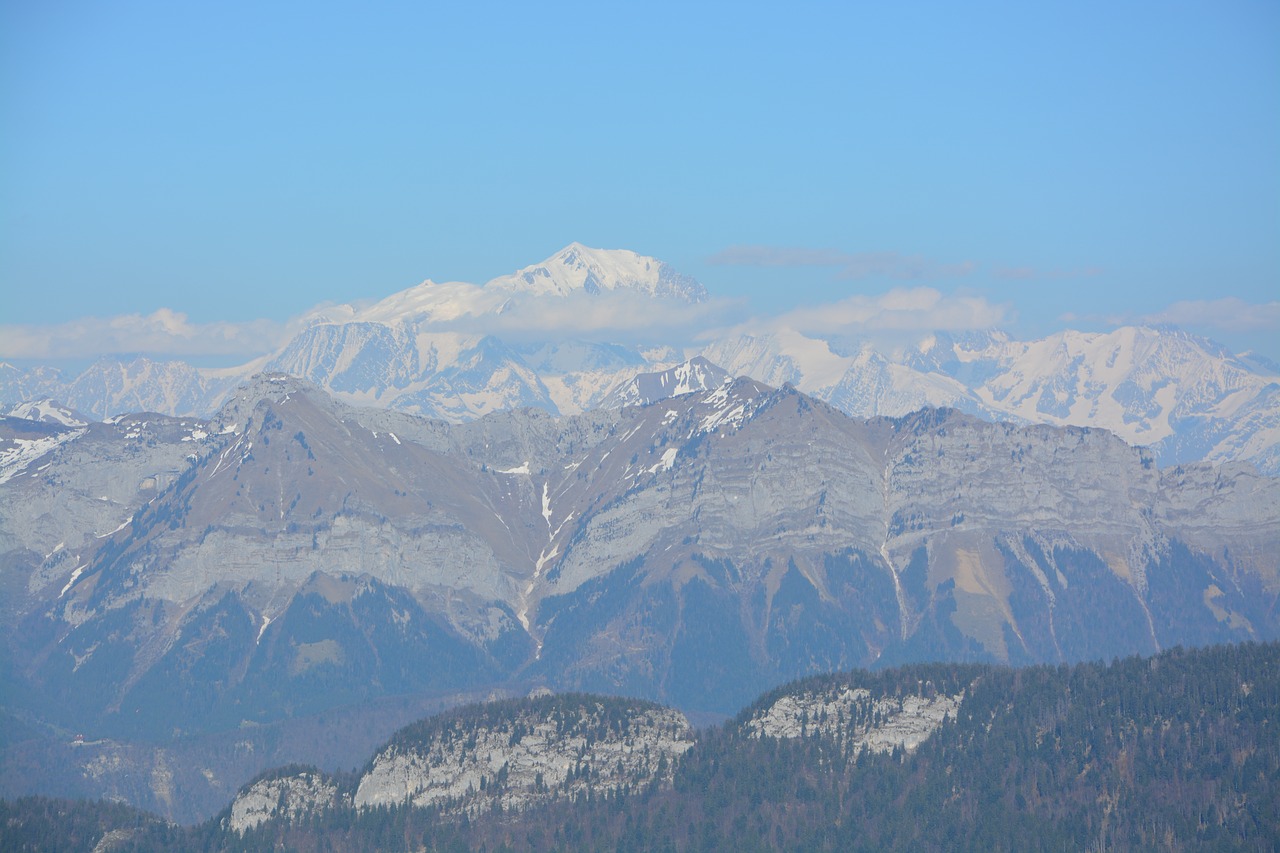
[228,770,342,833]
[219,694,695,831]
[747,685,965,755]
[354,696,694,815]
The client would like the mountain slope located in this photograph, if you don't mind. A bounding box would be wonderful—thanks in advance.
[704,325,1280,474]
[3,373,1275,760]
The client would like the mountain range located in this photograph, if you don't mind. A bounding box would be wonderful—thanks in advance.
[3,244,1278,475]
[2,367,1277,818]
[2,243,1278,823]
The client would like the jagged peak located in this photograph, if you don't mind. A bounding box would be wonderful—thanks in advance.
[602,356,733,409]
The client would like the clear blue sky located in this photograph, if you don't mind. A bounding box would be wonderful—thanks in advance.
[3,1,1278,360]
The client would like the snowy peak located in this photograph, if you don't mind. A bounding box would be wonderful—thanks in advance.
[494,243,708,302]
[961,325,1277,443]
[348,245,707,328]
[702,323,1280,474]
[354,279,507,326]
[602,356,732,409]
[4,399,88,427]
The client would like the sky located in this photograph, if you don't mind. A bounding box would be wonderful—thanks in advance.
[2,1,1278,364]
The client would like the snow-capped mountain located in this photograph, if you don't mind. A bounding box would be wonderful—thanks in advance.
[253,244,711,419]
[3,399,87,427]
[600,356,731,409]
[333,242,707,326]
[2,246,1277,473]
[700,325,1280,474]
[473,241,707,302]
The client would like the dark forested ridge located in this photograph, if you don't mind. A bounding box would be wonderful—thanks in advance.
[3,642,1277,852]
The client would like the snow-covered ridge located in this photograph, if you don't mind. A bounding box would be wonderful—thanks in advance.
[496,243,708,302]
[5,399,87,427]
[704,325,1280,474]
[1,400,91,485]
[603,356,731,409]
[0,431,83,486]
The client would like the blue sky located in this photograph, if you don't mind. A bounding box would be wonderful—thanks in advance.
[3,1,1278,362]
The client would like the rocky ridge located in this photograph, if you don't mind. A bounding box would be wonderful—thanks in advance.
[354,696,693,815]
[227,694,695,832]
[229,770,341,833]
[226,674,970,834]
[3,374,1276,730]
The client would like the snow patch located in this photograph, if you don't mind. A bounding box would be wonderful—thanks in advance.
[58,564,86,598]
[648,447,679,473]
[0,428,85,485]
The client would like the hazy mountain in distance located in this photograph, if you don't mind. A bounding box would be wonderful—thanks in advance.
[5,246,1276,475]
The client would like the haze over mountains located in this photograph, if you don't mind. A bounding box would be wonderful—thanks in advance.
[2,245,1277,475]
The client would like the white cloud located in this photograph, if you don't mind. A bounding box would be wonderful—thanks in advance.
[0,289,746,361]
[771,287,1009,335]
[425,290,745,343]
[0,309,300,360]
[708,245,977,281]
[1141,297,1280,333]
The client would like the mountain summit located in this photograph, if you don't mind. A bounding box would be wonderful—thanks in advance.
[494,243,709,302]
[350,244,707,327]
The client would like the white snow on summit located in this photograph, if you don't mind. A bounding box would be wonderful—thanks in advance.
[5,399,87,427]
[343,244,707,328]
[492,243,708,302]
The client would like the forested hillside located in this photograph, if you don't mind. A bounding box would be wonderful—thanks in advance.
[2,643,1276,852]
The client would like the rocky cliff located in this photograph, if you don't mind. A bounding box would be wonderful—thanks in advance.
[226,693,694,832]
